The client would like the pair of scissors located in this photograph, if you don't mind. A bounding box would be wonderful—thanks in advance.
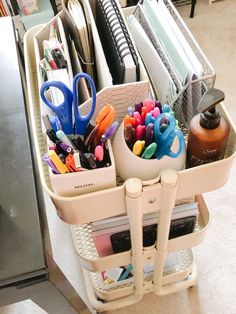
[154,113,185,160]
[85,104,115,150]
[40,73,96,135]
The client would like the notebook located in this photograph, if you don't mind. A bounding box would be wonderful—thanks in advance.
[96,0,140,84]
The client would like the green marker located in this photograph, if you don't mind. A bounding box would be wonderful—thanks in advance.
[141,143,157,159]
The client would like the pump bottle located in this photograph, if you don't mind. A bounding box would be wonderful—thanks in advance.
[186,88,230,168]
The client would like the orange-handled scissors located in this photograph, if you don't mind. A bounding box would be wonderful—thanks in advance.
[86,104,115,150]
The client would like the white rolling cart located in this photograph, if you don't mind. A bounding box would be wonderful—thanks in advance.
[24,1,236,312]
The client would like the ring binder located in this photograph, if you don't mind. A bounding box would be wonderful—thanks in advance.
[96,0,140,84]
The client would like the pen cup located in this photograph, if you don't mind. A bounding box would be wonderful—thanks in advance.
[48,140,116,197]
[112,123,186,182]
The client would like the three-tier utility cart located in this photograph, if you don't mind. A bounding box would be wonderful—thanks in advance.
[24,1,236,312]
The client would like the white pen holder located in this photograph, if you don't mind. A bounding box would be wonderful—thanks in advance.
[113,123,186,182]
[49,140,116,197]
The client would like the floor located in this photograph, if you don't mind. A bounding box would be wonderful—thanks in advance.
[1,0,236,313]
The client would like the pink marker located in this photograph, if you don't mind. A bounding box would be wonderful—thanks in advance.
[94,145,104,161]
[151,107,160,118]
[135,125,146,140]
[133,111,142,126]
[143,99,155,112]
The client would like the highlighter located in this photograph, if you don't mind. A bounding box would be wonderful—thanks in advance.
[48,150,69,174]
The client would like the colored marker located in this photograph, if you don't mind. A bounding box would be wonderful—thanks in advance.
[56,130,73,148]
[134,101,143,113]
[143,99,155,112]
[135,125,146,141]
[155,100,162,113]
[101,121,119,142]
[94,145,104,161]
[48,150,69,174]
[43,153,60,174]
[133,140,145,156]
[141,143,157,159]
[145,123,154,147]
[133,111,142,126]
[124,123,135,147]
[46,128,60,144]
[124,115,135,128]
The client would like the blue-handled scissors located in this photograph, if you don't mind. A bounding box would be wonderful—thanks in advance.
[40,73,96,135]
[154,113,185,160]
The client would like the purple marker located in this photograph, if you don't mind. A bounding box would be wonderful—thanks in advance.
[43,153,60,174]
[134,101,143,114]
[101,121,119,142]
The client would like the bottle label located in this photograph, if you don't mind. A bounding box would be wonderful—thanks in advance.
[189,149,224,167]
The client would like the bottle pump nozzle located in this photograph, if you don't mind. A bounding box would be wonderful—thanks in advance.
[197,88,225,129]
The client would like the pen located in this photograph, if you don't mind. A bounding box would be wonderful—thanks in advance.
[84,153,97,169]
[48,150,69,174]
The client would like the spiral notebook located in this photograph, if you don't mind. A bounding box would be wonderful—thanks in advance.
[96,0,140,84]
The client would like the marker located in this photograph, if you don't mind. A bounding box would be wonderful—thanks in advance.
[56,130,73,148]
[151,107,160,118]
[124,123,135,147]
[66,154,83,172]
[124,115,135,128]
[143,99,155,112]
[46,128,60,144]
[48,150,69,174]
[135,125,146,141]
[145,112,155,126]
[43,153,60,174]
[133,111,142,126]
[155,100,162,113]
[127,106,135,116]
[145,123,154,147]
[94,145,104,161]
[133,140,145,156]
[59,143,74,155]
[71,135,87,153]
[141,106,148,123]
[134,101,143,113]
[162,104,171,113]
[101,121,118,142]
[141,143,157,159]
[84,153,97,169]
[44,47,58,70]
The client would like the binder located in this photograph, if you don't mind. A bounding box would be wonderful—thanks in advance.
[96,0,140,84]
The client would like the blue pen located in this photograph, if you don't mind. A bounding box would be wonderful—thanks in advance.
[118,264,133,281]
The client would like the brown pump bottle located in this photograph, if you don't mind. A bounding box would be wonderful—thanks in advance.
[186,88,230,168]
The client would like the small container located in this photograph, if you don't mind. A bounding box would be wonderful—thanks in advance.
[49,140,116,197]
[187,89,230,168]
[112,123,186,182]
